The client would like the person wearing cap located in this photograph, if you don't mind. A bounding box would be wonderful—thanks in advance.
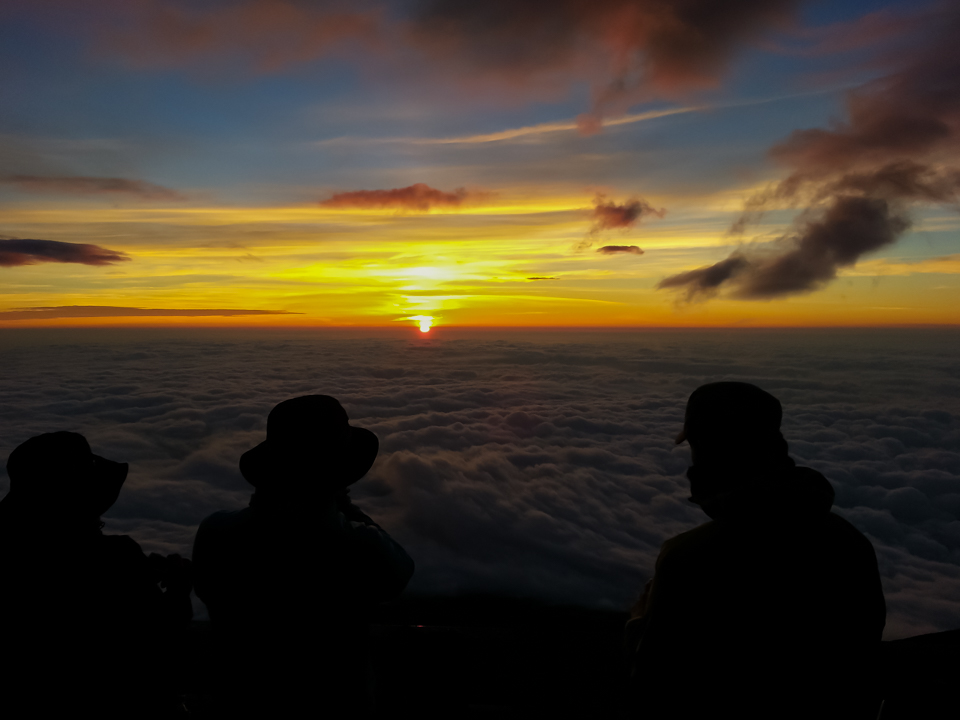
[192,395,414,717]
[624,382,885,719]
[0,431,193,717]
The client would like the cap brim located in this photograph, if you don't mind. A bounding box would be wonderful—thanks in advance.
[240,426,379,489]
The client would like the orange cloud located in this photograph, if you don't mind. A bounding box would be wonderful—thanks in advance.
[2,175,186,200]
[319,183,483,211]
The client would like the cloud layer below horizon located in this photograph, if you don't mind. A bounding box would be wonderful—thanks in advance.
[0,328,957,639]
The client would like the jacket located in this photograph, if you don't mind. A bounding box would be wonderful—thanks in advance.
[193,490,414,715]
[626,467,885,719]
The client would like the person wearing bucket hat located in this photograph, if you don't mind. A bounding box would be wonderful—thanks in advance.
[624,383,885,719]
[0,431,193,717]
[193,395,414,717]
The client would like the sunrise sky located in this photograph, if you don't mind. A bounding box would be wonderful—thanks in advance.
[2,0,959,329]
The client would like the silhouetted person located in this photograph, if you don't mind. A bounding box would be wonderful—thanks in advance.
[193,395,414,717]
[625,383,885,719]
[0,431,192,717]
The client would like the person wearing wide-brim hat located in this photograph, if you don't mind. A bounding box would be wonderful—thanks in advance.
[0,431,193,717]
[193,395,414,717]
[624,383,885,720]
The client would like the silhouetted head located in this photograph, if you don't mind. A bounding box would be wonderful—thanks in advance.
[240,395,379,494]
[676,382,793,513]
[3,431,128,519]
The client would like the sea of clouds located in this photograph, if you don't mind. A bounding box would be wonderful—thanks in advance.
[1,327,958,639]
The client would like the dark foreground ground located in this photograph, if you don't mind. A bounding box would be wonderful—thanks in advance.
[174,595,958,719]
[178,595,628,718]
[369,596,630,718]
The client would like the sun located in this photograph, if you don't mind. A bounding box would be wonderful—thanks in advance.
[410,315,433,332]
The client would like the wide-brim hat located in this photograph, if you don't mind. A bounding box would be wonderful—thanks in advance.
[5,431,128,516]
[239,395,379,489]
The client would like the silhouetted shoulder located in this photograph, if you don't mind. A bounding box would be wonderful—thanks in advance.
[821,510,878,549]
[659,519,720,553]
[651,519,721,574]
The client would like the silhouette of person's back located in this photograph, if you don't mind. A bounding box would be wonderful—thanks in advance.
[0,432,192,717]
[193,395,414,717]
[625,383,885,719]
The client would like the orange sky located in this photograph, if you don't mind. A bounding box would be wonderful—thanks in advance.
[2,1,958,330]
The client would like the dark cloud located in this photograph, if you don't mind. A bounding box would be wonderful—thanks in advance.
[0,328,957,636]
[526,276,558,280]
[735,197,910,298]
[2,175,186,200]
[412,0,798,114]
[659,8,960,301]
[319,183,485,211]
[658,197,910,300]
[0,306,300,320]
[590,195,664,233]
[0,239,130,267]
[656,255,747,299]
[18,1,797,120]
[579,195,663,250]
[597,245,643,255]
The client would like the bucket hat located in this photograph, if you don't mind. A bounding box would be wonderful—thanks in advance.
[239,395,378,489]
[4,431,128,516]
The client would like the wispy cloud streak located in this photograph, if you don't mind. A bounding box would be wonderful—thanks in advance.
[316,106,699,147]
[314,91,836,148]
[0,306,300,320]
[2,175,186,200]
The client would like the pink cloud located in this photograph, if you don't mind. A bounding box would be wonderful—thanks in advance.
[319,183,483,211]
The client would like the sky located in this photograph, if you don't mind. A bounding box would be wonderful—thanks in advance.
[1,327,957,638]
[1,0,959,329]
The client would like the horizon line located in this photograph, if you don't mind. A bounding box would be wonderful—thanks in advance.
[2,323,958,331]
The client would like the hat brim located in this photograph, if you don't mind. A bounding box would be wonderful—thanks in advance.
[91,455,129,516]
[239,426,379,489]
